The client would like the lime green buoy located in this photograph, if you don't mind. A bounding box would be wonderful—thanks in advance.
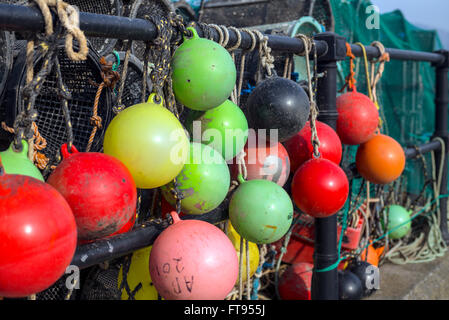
[188,99,248,161]
[171,27,236,111]
[229,177,293,244]
[383,205,412,239]
[161,142,230,215]
[0,140,44,181]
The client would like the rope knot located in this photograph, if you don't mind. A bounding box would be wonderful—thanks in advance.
[90,115,102,128]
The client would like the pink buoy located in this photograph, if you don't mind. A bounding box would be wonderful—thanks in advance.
[149,212,238,300]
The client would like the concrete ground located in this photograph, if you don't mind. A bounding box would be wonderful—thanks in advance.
[366,253,449,300]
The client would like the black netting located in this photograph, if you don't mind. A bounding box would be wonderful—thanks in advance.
[66,0,122,56]
[7,44,112,170]
[79,261,123,300]
[0,31,12,117]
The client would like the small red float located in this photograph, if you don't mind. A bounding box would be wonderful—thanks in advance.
[278,262,313,300]
[291,158,349,218]
[47,144,137,241]
[336,91,379,145]
[283,120,342,173]
[0,172,77,297]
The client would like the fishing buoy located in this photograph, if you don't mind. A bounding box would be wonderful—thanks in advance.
[0,140,44,181]
[278,262,313,300]
[349,261,379,297]
[149,212,238,300]
[338,270,363,300]
[161,142,230,215]
[189,99,248,161]
[47,144,137,241]
[382,205,411,239]
[291,158,349,218]
[246,77,310,142]
[336,91,379,145]
[356,134,405,185]
[118,246,159,300]
[103,93,189,189]
[229,178,293,244]
[172,27,236,111]
[0,172,77,297]
[283,121,342,173]
[360,243,379,267]
[231,136,290,187]
[227,221,260,284]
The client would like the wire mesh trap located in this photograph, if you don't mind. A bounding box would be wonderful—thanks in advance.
[3,42,112,173]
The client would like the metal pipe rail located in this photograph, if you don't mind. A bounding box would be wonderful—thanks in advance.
[0,3,328,55]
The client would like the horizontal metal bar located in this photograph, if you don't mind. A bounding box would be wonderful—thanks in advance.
[204,0,269,8]
[404,140,442,159]
[0,3,328,55]
[350,44,445,64]
[71,203,229,269]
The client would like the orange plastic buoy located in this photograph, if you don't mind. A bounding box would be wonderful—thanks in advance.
[356,134,405,185]
[360,245,379,267]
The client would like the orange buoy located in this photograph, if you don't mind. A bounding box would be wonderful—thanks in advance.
[356,134,405,185]
[360,244,379,267]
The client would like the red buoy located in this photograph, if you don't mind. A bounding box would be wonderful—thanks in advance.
[279,262,313,300]
[0,173,77,297]
[47,144,137,241]
[336,91,379,145]
[291,158,349,218]
[283,121,342,173]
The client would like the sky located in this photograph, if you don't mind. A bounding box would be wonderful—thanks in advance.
[371,0,449,48]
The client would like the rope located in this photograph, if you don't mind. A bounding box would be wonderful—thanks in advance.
[295,34,320,158]
[253,30,276,78]
[32,0,88,61]
[339,42,357,93]
[86,57,120,152]
[1,122,49,169]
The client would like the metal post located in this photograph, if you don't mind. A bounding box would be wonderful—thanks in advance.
[312,32,346,300]
[432,50,449,244]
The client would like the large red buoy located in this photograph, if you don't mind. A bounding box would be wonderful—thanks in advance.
[149,212,238,300]
[291,158,349,218]
[278,262,313,300]
[283,121,342,173]
[336,91,379,145]
[231,138,290,187]
[356,134,405,184]
[0,172,77,297]
[47,144,137,241]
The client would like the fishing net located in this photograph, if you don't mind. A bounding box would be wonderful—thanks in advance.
[3,43,112,175]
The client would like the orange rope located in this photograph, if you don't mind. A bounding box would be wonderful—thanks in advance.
[1,121,50,169]
[86,57,120,152]
[339,42,357,93]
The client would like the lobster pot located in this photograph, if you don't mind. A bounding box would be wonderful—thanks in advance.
[199,0,334,31]
[66,0,123,56]
[0,31,12,119]
[105,51,151,108]
[3,43,112,172]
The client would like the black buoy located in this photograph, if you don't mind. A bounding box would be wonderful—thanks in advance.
[246,77,310,143]
[338,270,363,300]
[349,261,379,297]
